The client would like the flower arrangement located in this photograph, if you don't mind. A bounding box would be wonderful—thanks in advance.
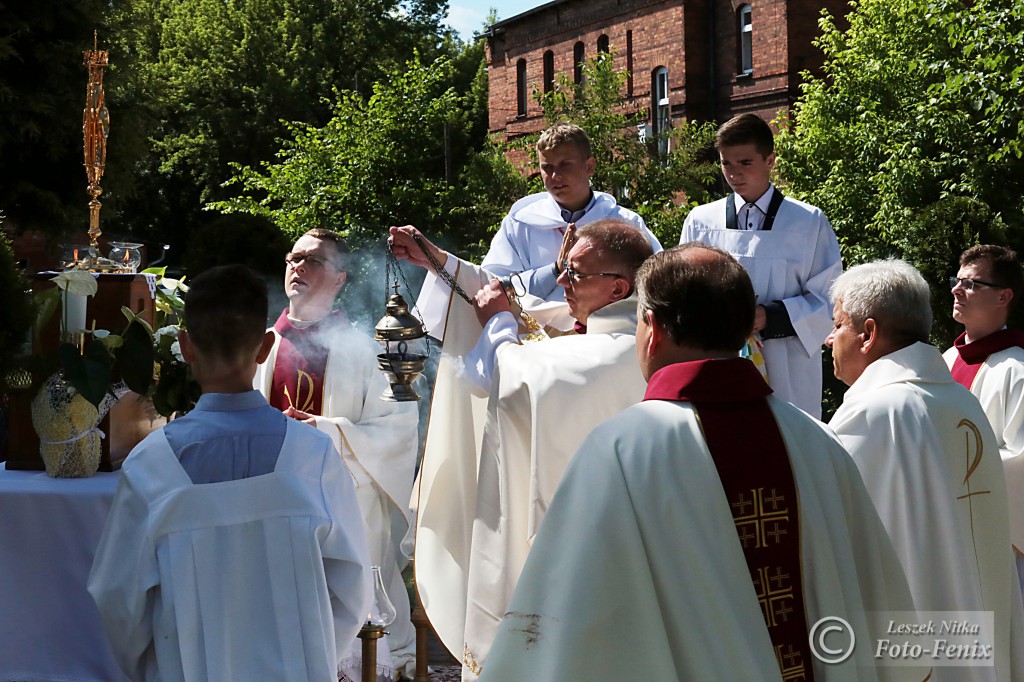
[36,267,199,419]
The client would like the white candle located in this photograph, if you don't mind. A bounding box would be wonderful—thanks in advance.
[63,291,88,338]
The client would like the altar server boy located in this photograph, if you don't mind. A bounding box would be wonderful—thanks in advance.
[89,264,371,681]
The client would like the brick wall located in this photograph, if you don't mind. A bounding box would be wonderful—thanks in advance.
[486,0,851,138]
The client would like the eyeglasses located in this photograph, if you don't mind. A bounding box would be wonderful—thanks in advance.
[949,276,1001,292]
[560,259,623,284]
[285,252,340,270]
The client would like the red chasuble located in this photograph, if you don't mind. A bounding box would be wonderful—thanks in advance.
[949,328,1024,389]
[644,358,814,682]
[268,309,348,416]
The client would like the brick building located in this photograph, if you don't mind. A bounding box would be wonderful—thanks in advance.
[485,0,850,140]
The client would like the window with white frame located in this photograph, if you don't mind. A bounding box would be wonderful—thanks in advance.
[652,66,670,156]
[739,5,753,74]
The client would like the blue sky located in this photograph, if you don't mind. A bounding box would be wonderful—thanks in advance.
[444,0,546,41]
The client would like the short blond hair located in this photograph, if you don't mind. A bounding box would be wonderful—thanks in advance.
[536,123,592,158]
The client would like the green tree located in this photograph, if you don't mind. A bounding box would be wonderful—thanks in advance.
[107,0,451,260]
[776,0,1024,266]
[0,225,33,383]
[210,49,505,250]
[0,2,115,236]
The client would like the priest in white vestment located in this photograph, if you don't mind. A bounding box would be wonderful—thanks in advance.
[943,245,1024,597]
[679,114,842,417]
[826,259,1024,681]
[254,229,419,678]
[391,220,653,679]
[392,122,660,339]
[484,245,925,681]
[90,265,372,681]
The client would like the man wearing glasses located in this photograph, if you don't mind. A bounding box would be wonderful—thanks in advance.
[406,220,653,679]
[943,244,1024,599]
[254,228,420,679]
[462,219,647,392]
[827,259,1024,680]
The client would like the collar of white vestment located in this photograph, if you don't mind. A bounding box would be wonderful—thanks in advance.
[644,357,772,403]
[644,355,813,681]
[950,327,1024,390]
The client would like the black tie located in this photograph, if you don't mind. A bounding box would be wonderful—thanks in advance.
[742,203,762,230]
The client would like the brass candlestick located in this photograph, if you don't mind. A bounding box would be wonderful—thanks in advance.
[357,565,397,682]
[83,31,109,252]
[357,623,385,682]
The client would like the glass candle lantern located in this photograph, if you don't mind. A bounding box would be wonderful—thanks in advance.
[107,242,143,273]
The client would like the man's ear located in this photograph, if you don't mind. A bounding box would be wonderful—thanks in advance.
[256,330,276,365]
[334,270,348,291]
[644,308,663,355]
[178,330,196,364]
[585,155,596,178]
[860,318,878,354]
[765,151,777,171]
[608,277,631,303]
[999,288,1014,309]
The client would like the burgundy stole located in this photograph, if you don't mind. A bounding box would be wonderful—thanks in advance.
[269,309,347,415]
[645,358,813,681]
[950,329,1024,390]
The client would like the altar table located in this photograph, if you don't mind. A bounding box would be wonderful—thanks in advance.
[0,466,128,682]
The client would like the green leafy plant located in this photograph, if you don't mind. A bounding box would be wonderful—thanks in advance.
[0,226,33,387]
[35,267,198,417]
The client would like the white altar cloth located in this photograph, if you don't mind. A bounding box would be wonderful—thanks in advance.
[0,465,128,682]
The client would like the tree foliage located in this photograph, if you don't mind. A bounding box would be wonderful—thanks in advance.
[210,53,484,246]
[0,2,113,235]
[0,225,33,383]
[106,0,453,258]
[776,0,1024,267]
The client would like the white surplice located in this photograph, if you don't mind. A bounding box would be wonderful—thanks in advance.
[88,421,371,682]
[255,325,419,674]
[944,344,1024,558]
[680,190,842,417]
[416,190,659,338]
[412,259,495,665]
[482,393,923,681]
[831,342,1024,681]
[461,296,646,678]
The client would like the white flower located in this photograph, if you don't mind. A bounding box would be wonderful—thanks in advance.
[155,325,179,341]
[51,270,98,296]
[170,340,184,363]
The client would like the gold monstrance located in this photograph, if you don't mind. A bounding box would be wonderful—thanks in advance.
[83,32,110,251]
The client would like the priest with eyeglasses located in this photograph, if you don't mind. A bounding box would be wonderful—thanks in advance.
[390,219,653,679]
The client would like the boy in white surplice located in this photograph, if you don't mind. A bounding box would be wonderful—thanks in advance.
[88,264,371,681]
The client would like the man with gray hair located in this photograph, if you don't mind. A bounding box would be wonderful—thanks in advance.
[827,259,1024,681]
[483,245,921,681]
